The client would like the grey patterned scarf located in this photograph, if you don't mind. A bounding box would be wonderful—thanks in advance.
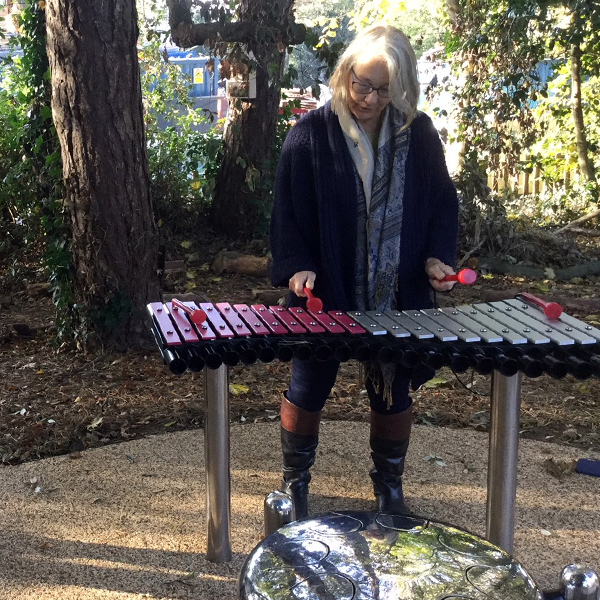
[355,108,410,312]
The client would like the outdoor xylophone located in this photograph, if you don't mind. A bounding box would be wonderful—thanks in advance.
[146,292,600,563]
[147,297,600,381]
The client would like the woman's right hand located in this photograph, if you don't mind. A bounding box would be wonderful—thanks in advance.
[288,271,316,297]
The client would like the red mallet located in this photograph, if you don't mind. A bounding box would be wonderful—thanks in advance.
[442,268,477,285]
[303,287,323,312]
[517,292,563,320]
[171,298,207,324]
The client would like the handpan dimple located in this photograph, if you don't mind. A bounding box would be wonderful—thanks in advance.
[375,513,428,532]
[296,512,365,537]
[437,529,507,563]
[291,573,356,600]
[268,538,331,565]
[466,563,539,600]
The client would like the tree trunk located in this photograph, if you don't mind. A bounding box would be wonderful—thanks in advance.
[46,0,160,349]
[210,0,292,240]
[570,42,596,183]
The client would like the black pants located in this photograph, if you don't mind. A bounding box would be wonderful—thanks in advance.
[286,357,412,415]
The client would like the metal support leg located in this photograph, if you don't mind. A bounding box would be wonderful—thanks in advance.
[203,365,232,562]
[486,370,522,553]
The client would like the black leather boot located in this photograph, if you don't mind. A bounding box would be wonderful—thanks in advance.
[281,428,319,519]
[369,406,412,514]
[280,394,321,519]
[370,436,411,514]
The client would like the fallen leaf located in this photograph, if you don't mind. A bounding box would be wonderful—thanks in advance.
[470,411,489,429]
[87,416,103,431]
[229,383,250,396]
[540,529,552,536]
[544,457,577,480]
[423,377,450,389]
[424,454,446,467]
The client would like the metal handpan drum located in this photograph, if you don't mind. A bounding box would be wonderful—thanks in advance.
[239,511,541,600]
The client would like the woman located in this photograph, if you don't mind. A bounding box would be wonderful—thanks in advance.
[270,25,459,518]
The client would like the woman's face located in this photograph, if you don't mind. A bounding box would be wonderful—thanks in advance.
[347,56,391,132]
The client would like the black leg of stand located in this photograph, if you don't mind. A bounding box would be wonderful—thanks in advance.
[486,370,523,553]
[204,364,232,562]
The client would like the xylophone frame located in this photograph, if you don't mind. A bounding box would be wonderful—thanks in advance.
[148,299,600,563]
[200,364,523,562]
[204,365,231,562]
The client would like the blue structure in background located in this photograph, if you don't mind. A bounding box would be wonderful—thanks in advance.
[166,48,220,98]
[155,48,226,132]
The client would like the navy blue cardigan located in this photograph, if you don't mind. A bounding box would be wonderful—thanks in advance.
[270,102,458,313]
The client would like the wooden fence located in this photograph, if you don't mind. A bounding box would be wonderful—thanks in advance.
[487,156,576,195]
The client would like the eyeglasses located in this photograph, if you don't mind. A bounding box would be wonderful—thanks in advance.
[351,70,390,98]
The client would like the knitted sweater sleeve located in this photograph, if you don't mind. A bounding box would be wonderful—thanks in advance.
[416,114,459,268]
[270,116,320,288]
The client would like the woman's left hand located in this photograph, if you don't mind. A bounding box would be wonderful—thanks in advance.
[425,257,456,292]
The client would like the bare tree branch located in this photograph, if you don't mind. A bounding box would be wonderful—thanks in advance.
[165,0,193,31]
[557,208,600,233]
[170,21,273,49]
[165,0,305,50]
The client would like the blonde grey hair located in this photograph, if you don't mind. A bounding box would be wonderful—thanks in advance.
[330,25,420,128]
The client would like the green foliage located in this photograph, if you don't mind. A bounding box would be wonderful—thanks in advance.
[246,99,298,238]
[0,1,76,341]
[446,0,600,228]
[350,0,444,57]
[138,2,224,239]
[445,0,546,170]
[525,63,600,223]
[453,150,517,259]
[291,0,444,94]
[90,289,134,332]
[0,0,232,343]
